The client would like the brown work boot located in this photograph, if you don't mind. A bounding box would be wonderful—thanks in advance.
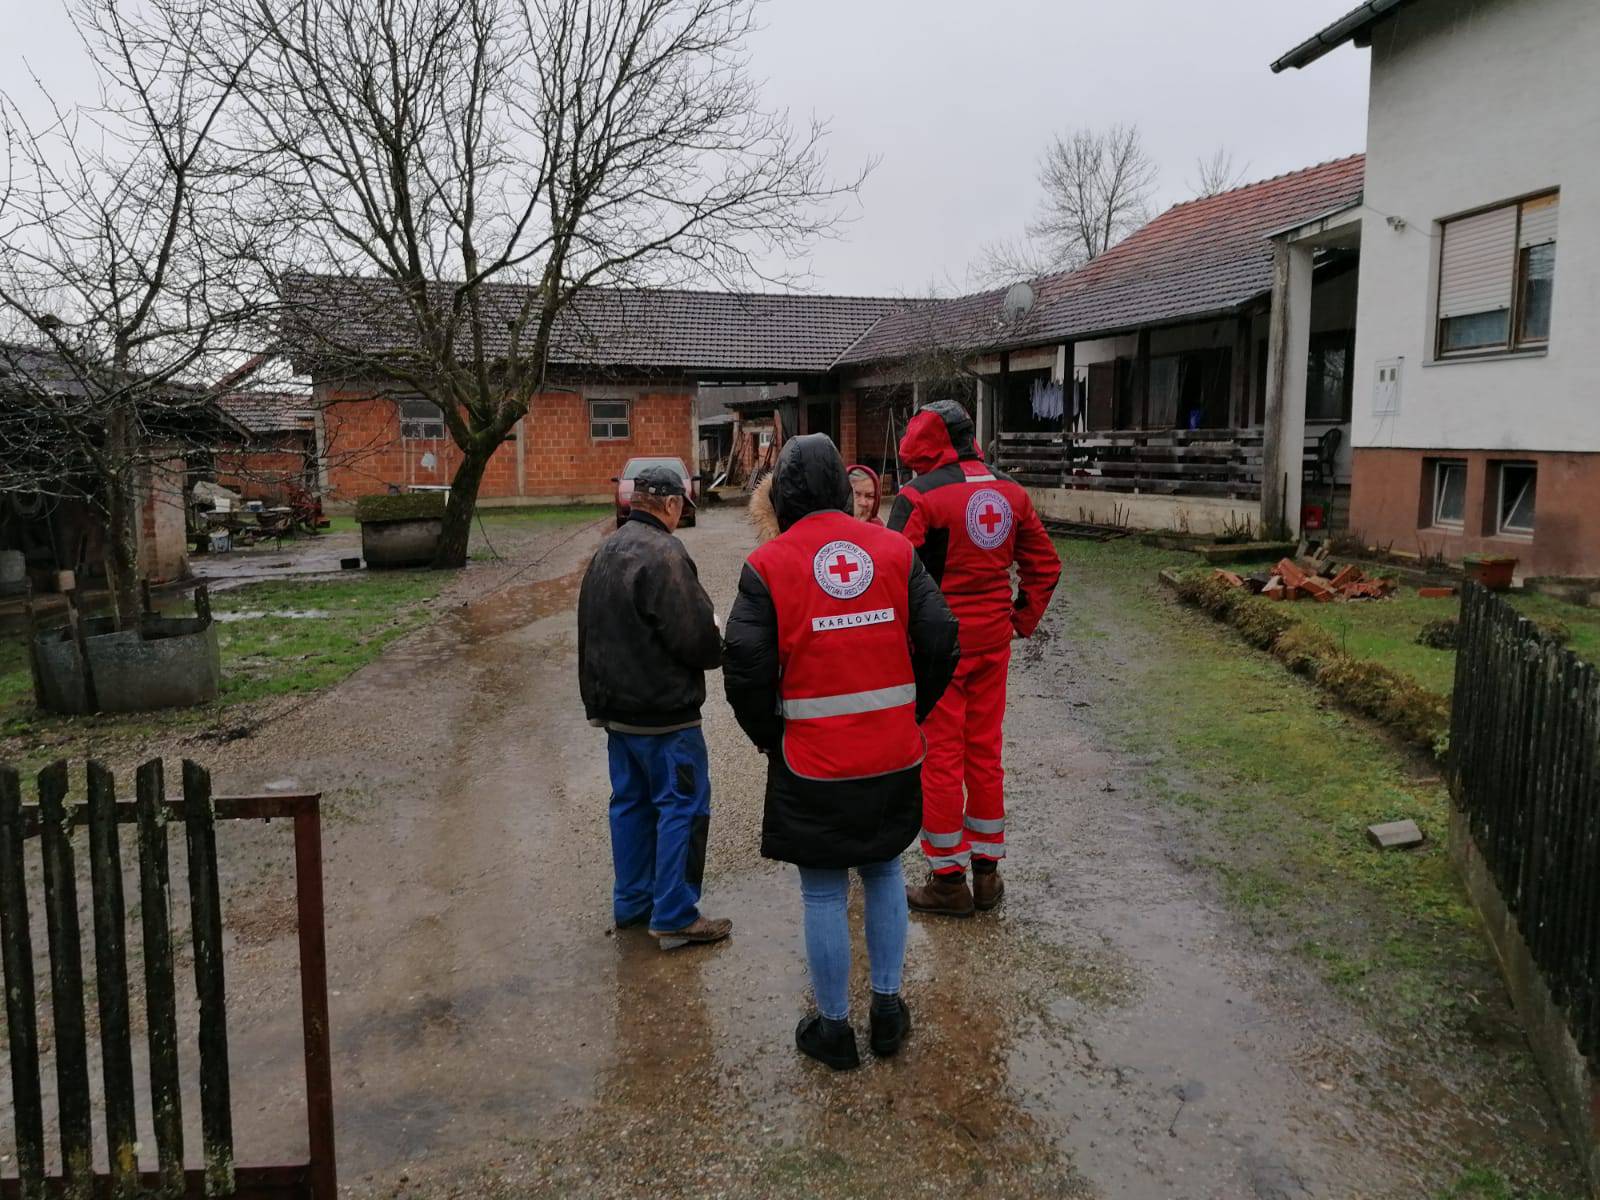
[972,867,1005,911]
[650,915,733,949]
[906,870,975,918]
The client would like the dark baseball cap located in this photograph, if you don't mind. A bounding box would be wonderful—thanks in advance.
[633,464,695,506]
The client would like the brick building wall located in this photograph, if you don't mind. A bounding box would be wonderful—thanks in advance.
[317,383,696,503]
[216,433,315,503]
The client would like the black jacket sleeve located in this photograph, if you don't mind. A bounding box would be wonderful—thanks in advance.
[722,562,782,753]
[638,542,723,672]
[907,554,960,722]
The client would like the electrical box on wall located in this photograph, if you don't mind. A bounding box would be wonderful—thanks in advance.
[1374,358,1402,416]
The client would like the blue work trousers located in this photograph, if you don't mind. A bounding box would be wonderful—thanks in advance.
[607,728,711,933]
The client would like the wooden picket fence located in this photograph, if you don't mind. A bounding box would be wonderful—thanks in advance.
[0,760,335,1199]
[1449,583,1600,1061]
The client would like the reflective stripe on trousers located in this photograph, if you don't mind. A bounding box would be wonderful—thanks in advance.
[921,827,963,849]
[779,682,916,720]
[964,815,1004,835]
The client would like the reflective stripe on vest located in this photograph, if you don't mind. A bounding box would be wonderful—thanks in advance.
[779,683,916,720]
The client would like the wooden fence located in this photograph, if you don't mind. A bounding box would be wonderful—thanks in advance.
[0,760,335,1199]
[995,428,1264,499]
[1449,583,1600,1062]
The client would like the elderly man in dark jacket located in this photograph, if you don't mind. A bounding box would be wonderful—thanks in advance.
[723,435,959,1068]
[578,466,729,947]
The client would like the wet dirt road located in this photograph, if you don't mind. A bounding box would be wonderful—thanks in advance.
[203,508,1577,1199]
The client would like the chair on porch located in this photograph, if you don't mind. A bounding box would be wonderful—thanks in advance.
[1304,426,1342,487]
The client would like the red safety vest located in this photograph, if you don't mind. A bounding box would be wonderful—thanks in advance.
[747,510,925,781]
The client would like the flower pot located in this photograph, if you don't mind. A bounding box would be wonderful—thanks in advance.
[1464,554,1518,592]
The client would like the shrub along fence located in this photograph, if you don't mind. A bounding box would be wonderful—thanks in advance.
[1449,581,1600,1191]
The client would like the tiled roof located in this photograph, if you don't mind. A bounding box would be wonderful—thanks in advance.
[1272,0,1414,73]
[216,390,316,434]
[835,155,1365,367]
[280,274,919,377]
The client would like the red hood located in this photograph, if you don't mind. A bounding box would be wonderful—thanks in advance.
[898,409,961,475]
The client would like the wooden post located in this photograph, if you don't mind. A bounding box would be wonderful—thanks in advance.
[1134,329,1151,431]
[1230,313,1253,428]
[86,761,140,1196]
[294,803,339,1198]
[64,589,100,715]
[0,767,46,1200]
[38,761,94,1198]
[136,758,186,1197]
[194,580,212,625]
[184,759,235,1197]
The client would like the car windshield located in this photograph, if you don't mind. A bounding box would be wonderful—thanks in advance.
[621,457,687,480]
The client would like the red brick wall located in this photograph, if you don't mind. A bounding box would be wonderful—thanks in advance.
[838,393,858,464]
[137,455,188,583]
[216,434,314,502]
[318,384,694,502]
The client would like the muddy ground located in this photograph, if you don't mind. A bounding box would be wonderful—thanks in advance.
[2,506,1582,1198]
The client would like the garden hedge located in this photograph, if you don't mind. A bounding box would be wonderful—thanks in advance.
[1173,572,1450,755]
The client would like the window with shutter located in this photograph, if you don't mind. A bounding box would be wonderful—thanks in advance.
[1436,192,1558,357]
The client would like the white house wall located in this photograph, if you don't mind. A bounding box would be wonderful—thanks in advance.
[1354,0,1600,454]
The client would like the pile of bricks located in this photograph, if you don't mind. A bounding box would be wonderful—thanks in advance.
[1213,556,1399,603]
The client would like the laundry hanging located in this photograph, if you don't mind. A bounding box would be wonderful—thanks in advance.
[1029,378,1065,422]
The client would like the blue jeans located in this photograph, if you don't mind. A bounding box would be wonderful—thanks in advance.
[796,858,908,1021]
[607,729,711,932]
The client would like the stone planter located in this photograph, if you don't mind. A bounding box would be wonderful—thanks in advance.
[33,615,221,715]
[355,493,447,569]
[360,518,443,568]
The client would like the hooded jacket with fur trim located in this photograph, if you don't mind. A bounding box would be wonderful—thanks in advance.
[724,434,960,868]
[887,401,1062,652]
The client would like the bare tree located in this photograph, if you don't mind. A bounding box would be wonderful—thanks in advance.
[197,0,862,567]
[0,0,263,628]
[973,123,1156,285]
[1190,146,1248,199]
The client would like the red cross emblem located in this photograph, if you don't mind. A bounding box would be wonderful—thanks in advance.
[965,488,1013,549]
[813,539,874,598]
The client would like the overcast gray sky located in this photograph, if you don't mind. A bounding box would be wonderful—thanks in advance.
[747,0,1370,294]
[5,0,1369,298]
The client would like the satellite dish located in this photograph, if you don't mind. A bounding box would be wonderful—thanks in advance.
[1002,281,1035,323]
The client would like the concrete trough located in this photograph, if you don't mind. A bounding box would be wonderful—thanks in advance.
[33,615,221,714]
[360,518,443,569]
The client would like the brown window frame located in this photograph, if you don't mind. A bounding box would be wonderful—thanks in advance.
[1435,190,1558,361]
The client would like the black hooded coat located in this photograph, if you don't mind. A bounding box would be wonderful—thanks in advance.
[722,434,961,868]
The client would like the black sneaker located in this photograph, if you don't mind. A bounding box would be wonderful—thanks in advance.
[795,1015,861,1071]
[869,999,912,1058]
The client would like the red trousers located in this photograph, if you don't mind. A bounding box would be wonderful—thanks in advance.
[919,644,1009,875]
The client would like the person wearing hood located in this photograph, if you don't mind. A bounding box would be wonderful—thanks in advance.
[847,463,884,524]
[888,399,1062,917]
[724,434,959,1069]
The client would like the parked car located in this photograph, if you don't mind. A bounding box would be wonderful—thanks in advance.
[613,456,699,528]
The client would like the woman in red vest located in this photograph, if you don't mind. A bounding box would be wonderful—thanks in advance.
[725,435,959,1069]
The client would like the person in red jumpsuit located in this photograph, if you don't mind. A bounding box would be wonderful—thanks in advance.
[888,399,1062,916]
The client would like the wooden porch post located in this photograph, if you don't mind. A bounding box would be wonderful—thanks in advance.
[1262,241,1314,537]
[1230,314,1252,428]
[1134,329,1151,429]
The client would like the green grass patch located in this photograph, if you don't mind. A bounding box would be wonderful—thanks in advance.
[1057,538,1481,1024]
[1210,562,1600,699]
[0,572,446,762]
[209,573,444,704]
